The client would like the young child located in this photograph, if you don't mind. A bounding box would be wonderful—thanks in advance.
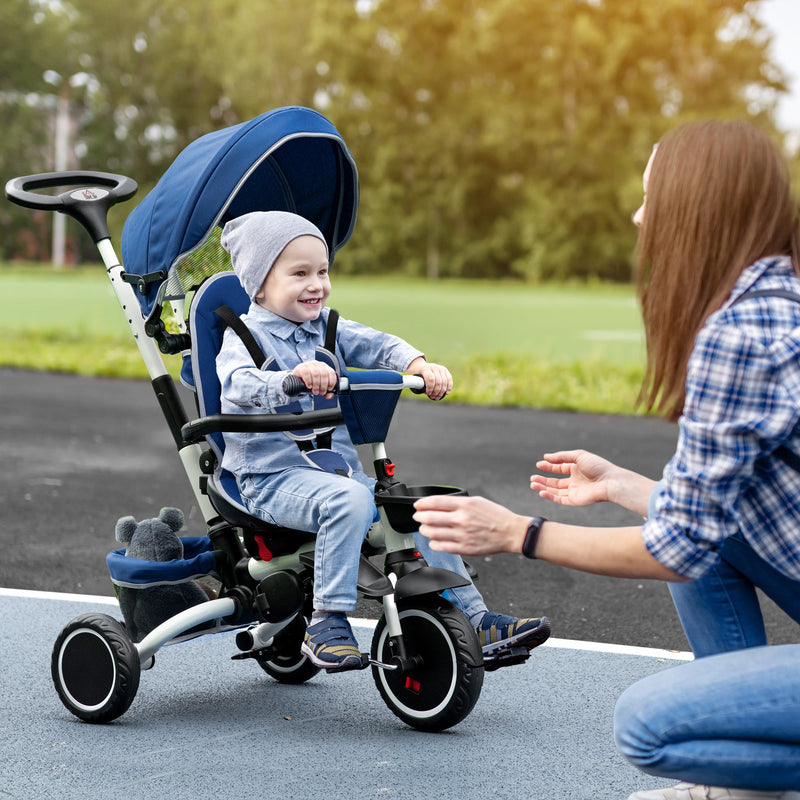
[217,210,550,670]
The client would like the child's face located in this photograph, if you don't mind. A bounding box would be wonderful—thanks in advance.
[255,235,330,323]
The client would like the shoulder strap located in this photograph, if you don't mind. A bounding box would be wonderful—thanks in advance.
[729,288,800,473]
[214,304,267,368]
[214,303,346,465]
[730,289,800,307]
[314,308,340,451]
[325,308,339,354]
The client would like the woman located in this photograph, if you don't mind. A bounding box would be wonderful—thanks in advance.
[413,120,800,798]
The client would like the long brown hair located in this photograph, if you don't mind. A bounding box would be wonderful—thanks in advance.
[636,119,800,421]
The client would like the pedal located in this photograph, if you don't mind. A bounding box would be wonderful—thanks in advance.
[324,652,371,673]
[483,645,531,672]
[231,647,272,662]
[368,657,399,671]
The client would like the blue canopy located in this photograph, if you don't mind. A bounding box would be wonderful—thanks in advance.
[120,106,359,321]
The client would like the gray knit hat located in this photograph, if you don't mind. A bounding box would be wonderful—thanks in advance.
[220,211,329,301]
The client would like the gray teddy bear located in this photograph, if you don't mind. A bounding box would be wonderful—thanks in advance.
[115,507,211,642]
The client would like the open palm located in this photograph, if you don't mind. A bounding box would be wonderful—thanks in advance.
[530,450,616,507]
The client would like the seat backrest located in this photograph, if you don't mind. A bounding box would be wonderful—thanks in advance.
[188,271,251,464]
[187,270,320,547]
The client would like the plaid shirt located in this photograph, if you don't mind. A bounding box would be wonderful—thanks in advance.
[643,255,800,580]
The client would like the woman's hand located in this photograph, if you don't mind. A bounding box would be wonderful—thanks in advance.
[531,450,656,517]
[413,492,685,581]
[413,494,528,556]
[292,361,338,398]
[406,357,453,401]
[531,450,618,507]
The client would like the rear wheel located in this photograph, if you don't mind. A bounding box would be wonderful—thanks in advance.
[256,614,320,684]
[51,614,141,723]
[371,598,484,731]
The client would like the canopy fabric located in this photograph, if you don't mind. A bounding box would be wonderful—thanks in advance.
[120,106,358,320]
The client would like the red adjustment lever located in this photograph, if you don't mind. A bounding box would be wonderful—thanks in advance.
[254,535,273,562]
[385,463,396,477]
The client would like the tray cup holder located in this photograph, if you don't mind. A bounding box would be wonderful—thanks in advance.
[377,485,467,534]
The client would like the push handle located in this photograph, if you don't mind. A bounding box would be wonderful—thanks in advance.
[5,170,138,243]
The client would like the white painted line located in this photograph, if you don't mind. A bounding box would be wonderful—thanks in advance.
[0,587,693,661]
[0,586,120,605]
[542,636,692,661]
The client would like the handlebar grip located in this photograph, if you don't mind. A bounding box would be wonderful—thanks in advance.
[281,374,308,396]
[409,374,427,394]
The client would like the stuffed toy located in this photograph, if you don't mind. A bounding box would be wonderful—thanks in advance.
[114,507,212,642]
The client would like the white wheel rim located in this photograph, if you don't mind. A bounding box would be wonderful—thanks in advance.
[58,628,117,712]
[375,608,457,719]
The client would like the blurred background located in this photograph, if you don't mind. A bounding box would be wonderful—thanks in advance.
[2,0,798,280]
[2,0,799,415]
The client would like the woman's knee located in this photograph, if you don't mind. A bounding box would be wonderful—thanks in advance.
[613,681,667,771]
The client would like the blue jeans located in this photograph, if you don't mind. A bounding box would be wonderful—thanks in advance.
[614,644,800,790]
[668,532,800,658]
[240,467,486,617]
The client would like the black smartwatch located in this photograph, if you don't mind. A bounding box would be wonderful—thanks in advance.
[522,516,546,559]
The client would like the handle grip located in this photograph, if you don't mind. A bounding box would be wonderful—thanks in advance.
[281,374,308,396]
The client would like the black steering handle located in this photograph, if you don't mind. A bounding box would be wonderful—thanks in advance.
[5,170,137,243]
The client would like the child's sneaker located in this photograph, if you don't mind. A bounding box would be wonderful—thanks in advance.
[475,612,551,655]
[301,614,364,671]
[627,783,800,800]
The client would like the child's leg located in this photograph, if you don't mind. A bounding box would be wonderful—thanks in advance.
[412,531,487,620]
[240,467,376,611]
[413,530,551,655]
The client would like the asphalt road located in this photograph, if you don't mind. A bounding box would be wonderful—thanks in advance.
[0,590,685,800]
[2,367,797,652]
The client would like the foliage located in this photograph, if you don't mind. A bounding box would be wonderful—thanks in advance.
[0,0,789,281]
[0,265,645,414]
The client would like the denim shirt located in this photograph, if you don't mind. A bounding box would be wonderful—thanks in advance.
[216,304,423,478]
[643,255,800,581]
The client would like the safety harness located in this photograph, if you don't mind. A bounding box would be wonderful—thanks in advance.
[214,305,353,476]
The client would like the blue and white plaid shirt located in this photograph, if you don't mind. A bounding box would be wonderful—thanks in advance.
[643,255,800,580]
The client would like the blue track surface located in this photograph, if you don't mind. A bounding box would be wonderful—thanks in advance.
[0,589,689,800]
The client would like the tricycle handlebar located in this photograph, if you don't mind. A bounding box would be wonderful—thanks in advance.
[5,170,137,243]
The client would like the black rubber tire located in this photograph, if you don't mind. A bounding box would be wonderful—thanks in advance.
[51,613,141,723]
[256,614,320,684]
[371,598,484,731]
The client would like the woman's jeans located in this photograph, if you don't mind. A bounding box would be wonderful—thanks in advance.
[668,532,800,658]
[240,467,486,618]
[614,644,800,790]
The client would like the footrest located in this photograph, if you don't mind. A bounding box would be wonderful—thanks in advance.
[483,645,531,672]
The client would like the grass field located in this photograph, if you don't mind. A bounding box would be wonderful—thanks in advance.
[0,263,647,414]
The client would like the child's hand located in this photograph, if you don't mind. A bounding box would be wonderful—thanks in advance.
[292,362,338,398]
[407,357,452,401]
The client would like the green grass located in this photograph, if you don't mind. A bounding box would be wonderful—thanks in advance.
[0,263,647,414]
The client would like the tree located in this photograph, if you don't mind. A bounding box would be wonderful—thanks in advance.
[307,0,786,280]
[1,0,789,280]
[0,0,83,260]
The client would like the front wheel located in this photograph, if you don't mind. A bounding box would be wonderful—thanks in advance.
[51,613,141,723]
[371,598,484,731]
